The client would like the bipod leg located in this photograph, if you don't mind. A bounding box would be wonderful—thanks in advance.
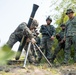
[23,42,31,67]
[35,44,52,67]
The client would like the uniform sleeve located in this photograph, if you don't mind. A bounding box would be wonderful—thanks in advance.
[39,25,47,34]
[13,22,26,35]
[22,22,33,39]
[40,25,43,33]
[52,26,56,37]
[65,22,68,37]
[56,32,60,39]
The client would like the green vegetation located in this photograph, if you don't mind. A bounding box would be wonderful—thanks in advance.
[48,0,76,64]
[0,45,15,65]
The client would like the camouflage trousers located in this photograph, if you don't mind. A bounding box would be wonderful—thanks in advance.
[51,42,65,61]
[24,42,37,63]
[63,36,76,63]
[7,34,21,48]
[7,34,36,63]
[38,37,53,60]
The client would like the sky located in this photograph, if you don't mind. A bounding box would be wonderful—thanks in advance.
[0,0,61,51]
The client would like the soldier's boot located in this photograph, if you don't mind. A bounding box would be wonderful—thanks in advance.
[47,58,53,64]
[61,52,69,65]
[61,59,68,65]
[48,54,56,64]
[74,54,76,63]
[28,55,36,64]
[50,55,56,63]
[74,59,76,63]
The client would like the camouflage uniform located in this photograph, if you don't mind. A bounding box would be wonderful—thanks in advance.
[39,16,55,62]
[51,24,65,62]
[7,22,32,48]
[34,31,41,60]
[24,29,41,63]
[63,9,76,64]
[7,20,39,63]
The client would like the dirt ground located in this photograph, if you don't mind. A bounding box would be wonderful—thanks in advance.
[0,62,76,75]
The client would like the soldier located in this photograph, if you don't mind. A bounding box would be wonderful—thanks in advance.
[33,30,41,47]
[38,16,55,62]
[33,30,41,61]
[7,20,38,48]
[51,24,65,63]
[62,9,76,64]
[24,29,41,64]
[6,20,39,63]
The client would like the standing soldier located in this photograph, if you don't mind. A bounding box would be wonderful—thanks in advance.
[62,9,76,64]
[38,16,55,63]
[51,24,65,63]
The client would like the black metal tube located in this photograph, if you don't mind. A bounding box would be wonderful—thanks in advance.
[15,4,39,60]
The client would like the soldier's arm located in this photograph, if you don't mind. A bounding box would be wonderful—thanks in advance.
[23,22,36,44]
[14,22,27,34]
[40,25,47,33]
[18,22,34,38]
[56,32,62,41]
[40,25,43,33]
[50,26,55,40]
[56,33,60,39]
[23,23,33,39]
[51,26,56,37]
[65,23,68,37]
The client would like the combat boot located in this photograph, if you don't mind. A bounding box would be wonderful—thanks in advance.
[50,57,56,64]
[61,61,68,66]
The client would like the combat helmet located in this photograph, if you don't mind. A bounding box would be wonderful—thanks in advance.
[31,20,39,28]
[46,16,52,22]
[60,23,65,27]
[66,9,74,15]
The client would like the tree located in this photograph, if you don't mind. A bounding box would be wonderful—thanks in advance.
[55,0,76,26]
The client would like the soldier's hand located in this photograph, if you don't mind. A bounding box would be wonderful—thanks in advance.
[63,36,66,41]
[50,36,55,40]
[60,40,64,43]
[31,38,36,44]
[56,34,59,36]
[26,38,30,42]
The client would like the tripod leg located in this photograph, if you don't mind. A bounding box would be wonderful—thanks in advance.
[35,44,52,67]
[23,42,31,67]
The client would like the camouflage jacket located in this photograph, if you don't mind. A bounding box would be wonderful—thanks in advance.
[12,22,33,39]
[65,16,76,37]
[40,25,55,38]
[56,29,65,42]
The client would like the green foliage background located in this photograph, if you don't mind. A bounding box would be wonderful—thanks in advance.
[0,0,76,64]
[0,45,15,65]
[51,0,76,63]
